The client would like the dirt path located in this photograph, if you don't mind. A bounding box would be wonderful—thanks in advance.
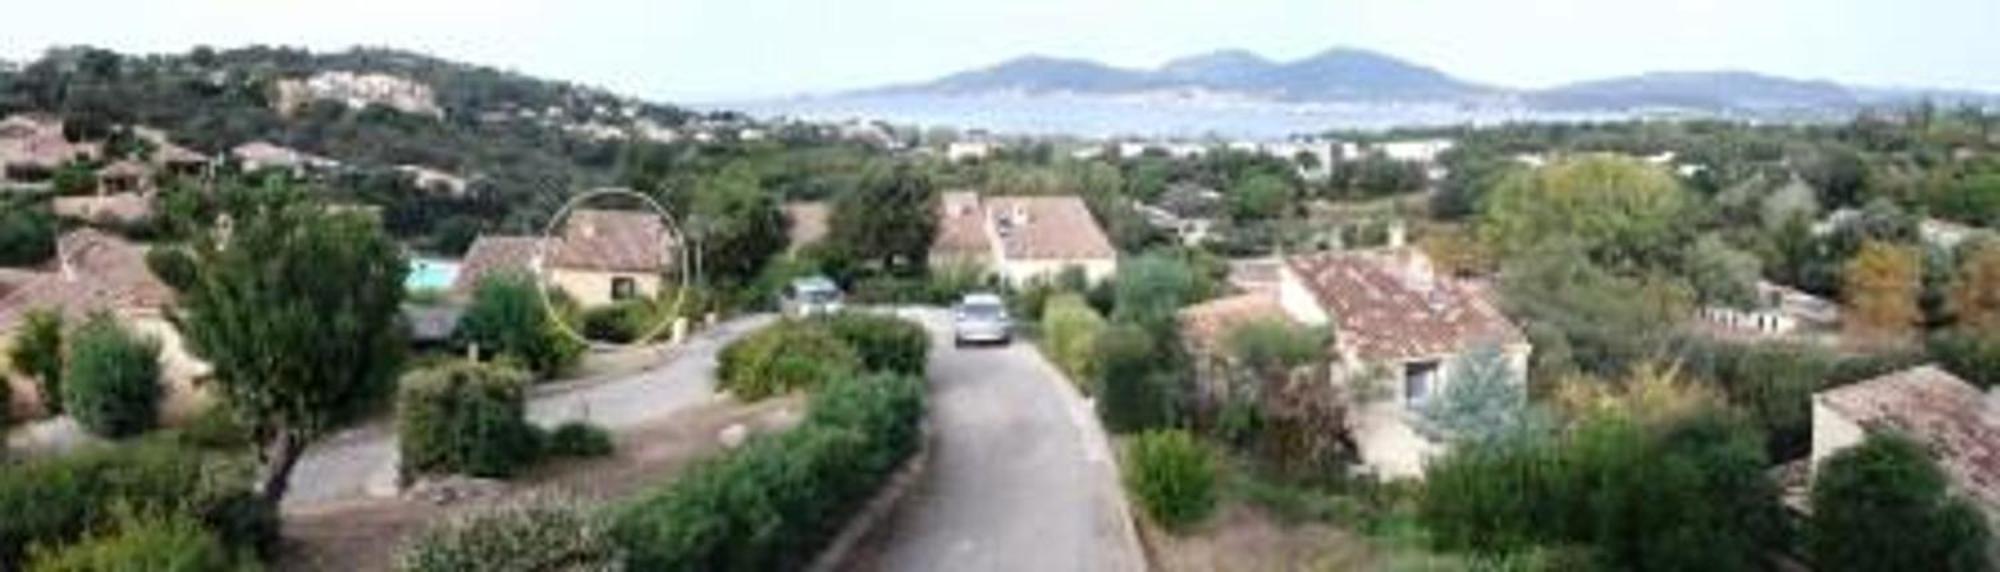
[280,396,803,572]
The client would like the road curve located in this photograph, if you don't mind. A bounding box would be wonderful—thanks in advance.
[282,315,773,509]
[859,308,1144,572]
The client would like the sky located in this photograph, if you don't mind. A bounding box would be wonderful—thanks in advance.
[2,0,1996,103]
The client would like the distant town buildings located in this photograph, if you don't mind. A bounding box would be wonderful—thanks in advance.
[275,71,443,117]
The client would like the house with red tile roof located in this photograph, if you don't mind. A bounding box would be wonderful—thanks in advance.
[927,192,1119,287]
[1812,365,2000,519]
[0,229,211,423]
[1271,242,1531,479]
[452,207,676,307]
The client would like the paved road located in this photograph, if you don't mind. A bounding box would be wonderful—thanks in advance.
[863,309,1144,572]
[283,315,773,509]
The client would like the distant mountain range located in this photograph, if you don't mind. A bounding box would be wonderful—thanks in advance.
[847,47,1996,115]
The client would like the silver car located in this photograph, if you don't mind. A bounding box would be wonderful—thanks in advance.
[952,293,1012,346]
[782,276,844,318]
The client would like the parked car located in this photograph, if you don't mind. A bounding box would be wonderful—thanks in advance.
[782,276,844,317]
[952,293,1012,346]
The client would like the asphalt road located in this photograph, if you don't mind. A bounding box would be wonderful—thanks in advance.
[282,315,772,509]
[862,309,1144,572]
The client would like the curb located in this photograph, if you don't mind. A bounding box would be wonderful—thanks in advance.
[806,419,935,572]
[1026,343,1151,572]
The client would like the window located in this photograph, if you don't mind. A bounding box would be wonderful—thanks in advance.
[612,276,637,300]
[1404,361,1441,406]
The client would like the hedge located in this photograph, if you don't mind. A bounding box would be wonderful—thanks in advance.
[545,421,615,459]
[819,312,930,376]
[613,372,925,571]
[716,320,860,400]
[26,509,246,572]
[398,361,543,479]
[63,314,162,438]
[1040,294,1107,386]
[398,495,624,572]
[1122,430,1218,531]
[0,440,273,568]
[580,299,656,344]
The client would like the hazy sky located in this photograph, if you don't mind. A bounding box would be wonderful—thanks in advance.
[3,0,1995,102]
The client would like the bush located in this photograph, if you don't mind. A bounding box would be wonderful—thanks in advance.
[1928,329,2000,389]
[458,271,585,379]
[716,320,860,400]
[177,402,252,451]
[0,201,56,267]
[399,496,623,572]
[820,312,929,376]
[581,299,655,344]
[0,440,267,568]
[545,422,615,458]
[613,373,925,571]
[8,308,65,414]
[398,361,543,479]
[1123,430,1218,531]
[1041,294,1107,385]
[26,508,247,572]
[1094,325,1182,433]
[1810,434,1992,572]
[62,314,161,438]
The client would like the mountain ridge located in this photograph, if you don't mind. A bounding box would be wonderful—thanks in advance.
[846,47,1996,113]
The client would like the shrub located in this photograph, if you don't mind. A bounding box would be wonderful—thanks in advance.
[1928,329,2000,389]
[458,271,584,378]
[614,373,924,571]
[26,508,246,572]
[1094,325,1182,433]
[0,440,267,568]
[581,299,655,344]
[8,308,65,414]
[1810,434,1992,572]
[399,496,623,572]
[820,312,929,376]
[398,361,543,479]
[545,421,615,458]
[177,402,252,451]
[62,314,161,438]
[0,201,56,267]
[1123,430,1218,531]
[715,320,860,400]
[1040,294,1107,385]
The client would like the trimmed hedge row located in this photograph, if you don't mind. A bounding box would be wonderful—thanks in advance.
[611,372,926,571]
[716,320,861,400]
[398,495,624,572]
[0,440,274,569]
[819,312,930,376]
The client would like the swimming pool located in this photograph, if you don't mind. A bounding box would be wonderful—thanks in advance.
[406,258,462,292]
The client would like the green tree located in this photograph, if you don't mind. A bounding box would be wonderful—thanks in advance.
[457,271,583,378]
[1227,173,1292,221]
[1479,155,1691,269]
[1686,234,1763,308]
[1094,324,1180,433]
[0,201,57,267]
[1111,252,1198,335]
[829,163,937,274]
[165,186,408,503]
[685,162,787,288]
[1418,344,1542,446]
[62,313,161,439]
[8,309,65,414]
[1810,434,1992,572]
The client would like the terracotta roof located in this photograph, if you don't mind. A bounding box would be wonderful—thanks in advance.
[98,159,152,179]
[1285,248,1524,362]
[151,142,209,166]
[0,229,173,332]
[1817,366,2000,510]
[1177,292,1292,356]
[451,235,543,296]
[784,201,829,248]
[52,193,154,223]
[930,190,991,260]
[1227,258,1285,294]
[549,209,671,273]
[984,195,1116,261]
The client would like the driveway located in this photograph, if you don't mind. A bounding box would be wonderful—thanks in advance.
[857,309,1144,572]
[282,315,773,509]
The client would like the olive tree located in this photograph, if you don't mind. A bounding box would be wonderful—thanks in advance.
[164,186,408,503]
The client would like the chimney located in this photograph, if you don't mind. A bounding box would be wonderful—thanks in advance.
[56,236,76,281]
[1387,220,1407,249]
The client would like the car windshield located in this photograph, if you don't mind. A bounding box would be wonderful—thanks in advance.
[960,302,1005,319]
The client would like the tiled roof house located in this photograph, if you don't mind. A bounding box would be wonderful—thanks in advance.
[1813,366,2000,514]
[452,207,674,307]
[927,192,1118,286]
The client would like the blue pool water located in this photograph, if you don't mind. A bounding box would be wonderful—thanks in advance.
[407,259,461,291]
